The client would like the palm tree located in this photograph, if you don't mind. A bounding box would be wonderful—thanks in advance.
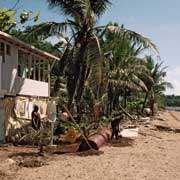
[101,23,151,114]
[141,56,173,115]
[22,0,158,114]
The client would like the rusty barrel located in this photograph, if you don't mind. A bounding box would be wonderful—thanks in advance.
[78,127,112,152]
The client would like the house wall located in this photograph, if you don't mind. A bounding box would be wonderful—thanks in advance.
[0,57,2,90]
[1,41,18,94]
[0,100,5,143]
[0,96,49,143]
[0,40,50,97]
[14,77,49,97]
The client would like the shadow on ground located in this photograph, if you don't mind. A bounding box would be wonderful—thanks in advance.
[107,137,135,147]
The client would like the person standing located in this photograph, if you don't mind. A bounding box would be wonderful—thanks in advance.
[31,105,41,130]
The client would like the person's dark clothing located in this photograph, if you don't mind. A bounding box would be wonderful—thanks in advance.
[31,110,41,130]
[111,118,120,140]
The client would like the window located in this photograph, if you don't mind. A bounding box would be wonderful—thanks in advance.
[0,42,5,63]
[30,56,40,81]
[6,44,11,56]
[18,51,49,82]
[18,50,29,78]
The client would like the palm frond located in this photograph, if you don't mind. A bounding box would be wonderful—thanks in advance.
[164,82,173,89]
[86,33,107,98]
[90,0,112,17]
[22,22,69,41]
[47,0,82,18]
[47,0,94,25]
[107,25,159,53]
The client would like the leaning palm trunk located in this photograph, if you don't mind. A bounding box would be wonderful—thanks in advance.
[67,36,88,110]
[75,63,88,113]
[141,91,149,113]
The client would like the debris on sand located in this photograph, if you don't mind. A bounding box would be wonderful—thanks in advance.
[120,128,139,138]
[155,125,180,133]
[18,159,48,168]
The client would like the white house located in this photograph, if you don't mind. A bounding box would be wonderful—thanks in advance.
[0,31,60,143]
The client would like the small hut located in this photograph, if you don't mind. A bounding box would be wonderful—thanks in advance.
[0,31,59,143]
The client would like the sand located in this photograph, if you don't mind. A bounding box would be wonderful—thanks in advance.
[1,110,180,180]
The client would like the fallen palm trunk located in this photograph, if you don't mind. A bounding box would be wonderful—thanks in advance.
[118,104,135,120]
[78,127,112,152]
[62,105,94,151]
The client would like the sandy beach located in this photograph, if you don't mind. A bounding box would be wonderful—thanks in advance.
[1,110,180,180]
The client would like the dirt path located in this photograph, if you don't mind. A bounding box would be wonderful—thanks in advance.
[1,110,180,180]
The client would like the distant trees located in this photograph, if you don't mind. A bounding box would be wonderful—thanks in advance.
[165,95,180,107]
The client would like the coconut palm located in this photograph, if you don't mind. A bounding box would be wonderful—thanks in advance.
[100,23,152,114]
[141,56,173,115]
[22,0,158,113]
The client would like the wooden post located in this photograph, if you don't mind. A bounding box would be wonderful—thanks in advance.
[50,121,54,146]
[28,54,32,79]
[33,56,36,80]
[48,61,51,97]
[42,60,46,82]
[38,59,41,81]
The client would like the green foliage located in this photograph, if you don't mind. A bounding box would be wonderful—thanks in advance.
[20,1,158,113]
[3,1,170,117]
[165,95,180,107]
[0,8,17,31]
[20,10,33,24]
[11,28,61,55]
[157,94,166,108]
[33,11,40,22]
[0,6,40,32]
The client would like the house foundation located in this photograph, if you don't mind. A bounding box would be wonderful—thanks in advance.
[0,96,50,142]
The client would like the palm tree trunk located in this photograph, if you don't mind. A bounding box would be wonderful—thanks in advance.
[51,76,60,97]
[107,82,113,115]
[141,92,149,112]
[75,63,88,114]
[67,60,82,110]
[56,45,71,76]
[151,90,156,116]
[123,88,127,108]
[67,34,88,110]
